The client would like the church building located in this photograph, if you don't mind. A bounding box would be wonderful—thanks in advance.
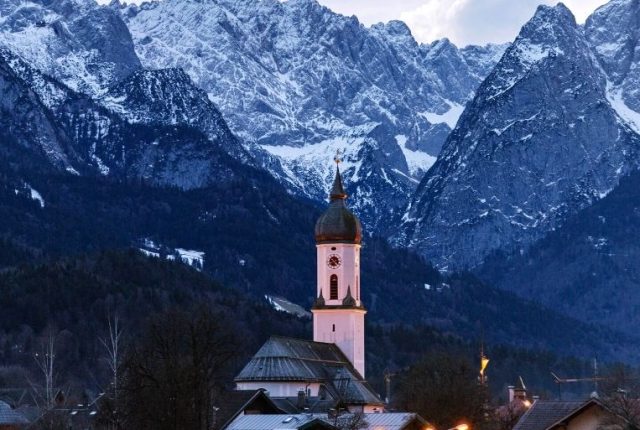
[234,162,384,413]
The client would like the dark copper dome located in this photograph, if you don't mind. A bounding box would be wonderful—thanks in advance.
[314,165,362,244]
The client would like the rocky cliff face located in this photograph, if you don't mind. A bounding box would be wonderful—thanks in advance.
[0,48,244,190]
[478,170,640,336]
[472,0,640,336]
[118,0,504,228]
[101,68,251,164]
[394,4,640,269]
[585,0,640,126]
[0,0,140,96]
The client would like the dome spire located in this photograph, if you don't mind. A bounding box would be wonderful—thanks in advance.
[315,157,362,244]
[330,155,347,201]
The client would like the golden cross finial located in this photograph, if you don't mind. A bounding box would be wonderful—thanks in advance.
[334,150,342,165]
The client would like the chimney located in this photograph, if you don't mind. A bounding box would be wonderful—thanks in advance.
[514,386,527,401]
[508,386,515,403]
[297,390,306,409]
[514,376,527,401]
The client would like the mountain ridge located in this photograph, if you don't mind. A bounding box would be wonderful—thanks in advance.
[118,0,506,228]
[394,3,640,269]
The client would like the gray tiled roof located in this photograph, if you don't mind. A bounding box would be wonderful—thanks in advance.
[513,401,586,430]
[226,413,423,430]
[235,336,383,406]
[0,400,29,425]
[215,389,283,430]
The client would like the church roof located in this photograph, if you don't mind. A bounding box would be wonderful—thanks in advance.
[234,336,382,406]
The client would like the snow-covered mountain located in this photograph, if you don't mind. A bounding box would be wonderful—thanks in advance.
[0,0,140,96]
[394,2,640,269]
[101,67,252,163]
[0,46,247,189]
[585,0,640,130]
[118,0,505,228]
[0,0,504,229]
[7,0,640,276]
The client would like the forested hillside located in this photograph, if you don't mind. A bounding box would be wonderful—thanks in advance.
[1,171,636,362]
[479,171,640,336]
[0,250,612,408]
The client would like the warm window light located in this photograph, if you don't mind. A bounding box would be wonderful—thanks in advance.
[523,400,532,408]
[450,424,469,430]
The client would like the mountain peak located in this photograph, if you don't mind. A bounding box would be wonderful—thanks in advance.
[426,38,460,59]
[519,3,578,43]
[395,0,640,269]
[534,3,574,19]
[381,20,413,37]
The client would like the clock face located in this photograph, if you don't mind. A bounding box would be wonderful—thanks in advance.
[327,254,342,269]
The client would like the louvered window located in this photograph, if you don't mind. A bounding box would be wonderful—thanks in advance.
[330,275,338,300]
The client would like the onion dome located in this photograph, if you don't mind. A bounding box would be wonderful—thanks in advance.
[314,164,362,244]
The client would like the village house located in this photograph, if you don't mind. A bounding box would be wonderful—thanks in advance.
[514,397,635,430]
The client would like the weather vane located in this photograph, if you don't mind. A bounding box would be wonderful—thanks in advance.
[334,150,342,165]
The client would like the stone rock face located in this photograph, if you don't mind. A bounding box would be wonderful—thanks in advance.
[0,49,244,189]
[101,68,251,164]
[394,4,640,269]
[0,0,505,230]
[478,171,640,337]
[0,0,141,95]
[585,0,640,119]
[118,0,504,228]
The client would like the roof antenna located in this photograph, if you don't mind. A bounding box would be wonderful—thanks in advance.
[593,357,599,397]
[519,376,527,391]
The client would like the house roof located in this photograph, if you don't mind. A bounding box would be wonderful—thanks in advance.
[235,336,383,406]
[0,400,29,425]
[513,400,596,430]
[225,412,425,430]
[271,397,337,414]
[215,389,284,430]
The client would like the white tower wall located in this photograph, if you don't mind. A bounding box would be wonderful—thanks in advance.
[315,243,361,305]
[312,243,366,377]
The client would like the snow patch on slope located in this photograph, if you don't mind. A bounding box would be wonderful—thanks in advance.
[395,135,437,176]
[419,100,465,129]
[607,83,640,135]
[262,135,366,191]
[137,238,205,271]
[175,248,205,267]
[264,295,311,318]
[28,186,45,208]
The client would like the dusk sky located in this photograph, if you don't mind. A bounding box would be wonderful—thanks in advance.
[316,0,608,46]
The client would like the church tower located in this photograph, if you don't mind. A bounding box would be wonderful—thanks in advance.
[312,161,366,377]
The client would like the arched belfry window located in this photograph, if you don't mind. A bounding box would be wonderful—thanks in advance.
[330,275,338,300]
